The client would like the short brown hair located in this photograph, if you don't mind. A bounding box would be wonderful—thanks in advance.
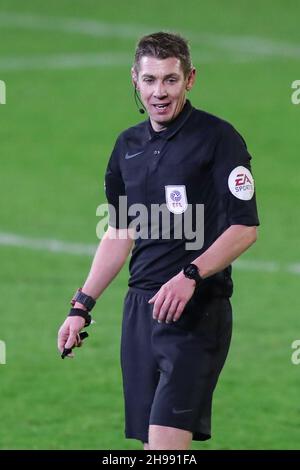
[133,32,192,78]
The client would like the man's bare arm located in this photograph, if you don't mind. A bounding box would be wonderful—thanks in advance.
[149,225,257,323]
[193,225,257,278]
[74,227,134,307]
[57,227,134,355]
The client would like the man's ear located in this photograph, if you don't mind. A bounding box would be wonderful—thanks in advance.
[131,67,138,89]
[186,67,196,91]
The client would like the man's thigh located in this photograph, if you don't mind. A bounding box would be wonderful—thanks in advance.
[121,291,232,442]
[121,289,159,443]
[149,296,232,438]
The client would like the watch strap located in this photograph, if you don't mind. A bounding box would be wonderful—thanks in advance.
[68,307,92,327]
[71,288,96,312]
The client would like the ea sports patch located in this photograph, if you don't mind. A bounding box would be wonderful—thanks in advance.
[228,166,254,201]
[165,185,188,214]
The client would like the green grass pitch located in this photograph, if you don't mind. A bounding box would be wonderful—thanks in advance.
[0,0,300,450]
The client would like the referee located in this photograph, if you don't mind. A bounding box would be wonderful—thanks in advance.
[58,32,259,450]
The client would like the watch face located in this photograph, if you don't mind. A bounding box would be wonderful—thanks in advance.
[184,264,198,279]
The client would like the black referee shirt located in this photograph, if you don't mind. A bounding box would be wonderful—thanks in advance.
[105,100,259,294]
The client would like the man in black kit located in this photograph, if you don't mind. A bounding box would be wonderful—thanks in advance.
[58,32,259,450]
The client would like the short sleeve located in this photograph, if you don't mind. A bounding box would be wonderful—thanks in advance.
[104,137,129,228]
[212,123,260,227]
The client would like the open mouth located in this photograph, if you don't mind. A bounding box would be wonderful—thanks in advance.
[152,103,171,112]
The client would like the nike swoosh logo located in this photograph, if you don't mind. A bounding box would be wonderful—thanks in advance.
[172,408,193,415]
[125,151,144,159]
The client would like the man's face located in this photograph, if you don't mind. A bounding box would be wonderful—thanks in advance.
[133,56,195,131]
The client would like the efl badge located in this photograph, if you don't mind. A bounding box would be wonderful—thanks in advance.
[165,185,188,214]
[228,166,254,201]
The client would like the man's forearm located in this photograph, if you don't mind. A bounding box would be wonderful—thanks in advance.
[193,225,257,279]
[75,227,134,305]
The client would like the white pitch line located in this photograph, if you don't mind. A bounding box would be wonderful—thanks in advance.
[0,232,96,256]
[0,11,300,61]
[0,232,299,276]
[234,259,281,273]
[0,11,149,39]
[0,52,133,71]
[235,259,300,276]
[0,51,224,72]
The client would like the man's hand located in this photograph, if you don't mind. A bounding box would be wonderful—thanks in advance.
[57,316,86,358]
[148,271,196,323]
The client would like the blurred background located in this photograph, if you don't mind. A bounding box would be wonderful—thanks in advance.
[0,0,299,450]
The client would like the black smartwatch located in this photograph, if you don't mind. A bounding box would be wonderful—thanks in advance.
[183,263,203,286]
[71,288,96,312]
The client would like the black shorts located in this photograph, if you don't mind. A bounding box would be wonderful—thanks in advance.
[120,287,232,443]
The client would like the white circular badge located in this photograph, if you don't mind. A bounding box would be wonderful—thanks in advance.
[228,166,254,201]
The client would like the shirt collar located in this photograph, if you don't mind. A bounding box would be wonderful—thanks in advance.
[147,100,193,141]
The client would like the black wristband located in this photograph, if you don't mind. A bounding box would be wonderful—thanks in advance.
[68,308,92,327]
[71,288,96,312]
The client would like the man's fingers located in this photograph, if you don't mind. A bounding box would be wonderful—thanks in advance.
[148,291,159,304]
[157,297,172,323]
[58,328,69,353]
[58,319,88,359]
[173,301,186,322]
[63,332,88,357]
[64,330,79,350]
[58,338,64,353]
[166,299,180,323]
[152,293,165,319]
[74,333,81,346]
